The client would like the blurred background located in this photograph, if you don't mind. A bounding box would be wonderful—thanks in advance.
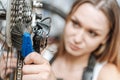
[34,0,76,38]
[0,0,120,55]
[0,0,76,44]
[0,0,120,39]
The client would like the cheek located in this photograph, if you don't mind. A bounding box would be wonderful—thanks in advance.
[64,25,74,46]
[64,23,75,38]
[85,39,102,52]
[64,25,72,39]
[64,29,71,46]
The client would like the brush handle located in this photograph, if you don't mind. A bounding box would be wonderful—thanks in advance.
[21,32,34,58]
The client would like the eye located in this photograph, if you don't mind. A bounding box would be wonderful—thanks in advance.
[88,30,98,37]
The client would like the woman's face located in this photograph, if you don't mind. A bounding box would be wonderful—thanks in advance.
[64,3,110,56]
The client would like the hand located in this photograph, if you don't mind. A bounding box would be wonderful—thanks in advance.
[0,52,17,79]
[22,52,56,80]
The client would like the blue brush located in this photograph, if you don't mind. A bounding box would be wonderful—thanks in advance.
[21,32,34,58]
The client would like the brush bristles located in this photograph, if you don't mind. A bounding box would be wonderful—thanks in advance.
[11,24,23,51]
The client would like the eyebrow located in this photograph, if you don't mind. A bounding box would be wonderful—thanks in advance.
[71,16,103,34]
[71,16,83,27]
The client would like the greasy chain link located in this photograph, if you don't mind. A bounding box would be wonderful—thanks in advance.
[10,0,32,80]
[10,0,31,28]
[16,52,23,80]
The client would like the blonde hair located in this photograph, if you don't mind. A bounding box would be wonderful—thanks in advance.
[57,0,120,70]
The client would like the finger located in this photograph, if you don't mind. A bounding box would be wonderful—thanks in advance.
[0,68,14,79]
[0,58,17,70]
[24,52,48,65]
[5,58,17,68]
[3,52,14,58]
[22,65,50,74]
[4,58,17,64]
[22,74,41,80]
[7,60,17,68]
[22,72,49,80]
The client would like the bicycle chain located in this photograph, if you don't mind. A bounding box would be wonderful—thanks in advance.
[10,0,32,27]
[10,0,32,80]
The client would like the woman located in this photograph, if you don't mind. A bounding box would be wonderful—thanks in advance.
[1,0,120,80]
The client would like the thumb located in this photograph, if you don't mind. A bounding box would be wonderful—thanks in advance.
[24,52,47,65]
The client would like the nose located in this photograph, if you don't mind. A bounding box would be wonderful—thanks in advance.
[74,30,84,44]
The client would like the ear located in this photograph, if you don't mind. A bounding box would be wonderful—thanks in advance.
[101,35,109,44]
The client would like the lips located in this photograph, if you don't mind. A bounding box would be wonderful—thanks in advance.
[69,43,81,51]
